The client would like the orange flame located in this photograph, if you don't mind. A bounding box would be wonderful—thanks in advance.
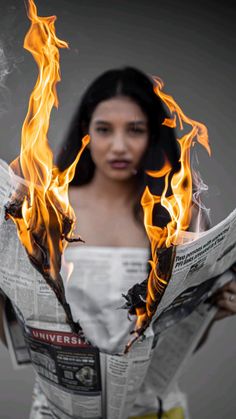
[9,0,89,280]
[135,77,210,332]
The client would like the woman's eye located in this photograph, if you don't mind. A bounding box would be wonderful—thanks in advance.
[95,127,110,134]
[129,127,146,135]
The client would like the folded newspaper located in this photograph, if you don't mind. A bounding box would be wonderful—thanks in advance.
[0,159,236,418]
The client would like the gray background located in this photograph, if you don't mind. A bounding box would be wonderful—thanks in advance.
[0,0,235,418]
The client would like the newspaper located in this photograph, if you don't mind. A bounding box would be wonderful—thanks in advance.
[154,209,236,319]
[0,159,236,419]
[148,269,235,399]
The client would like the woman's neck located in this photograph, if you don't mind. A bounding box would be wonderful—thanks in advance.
[88,170,138,207]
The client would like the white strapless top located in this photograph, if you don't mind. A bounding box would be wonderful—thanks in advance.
[63,245,150,354]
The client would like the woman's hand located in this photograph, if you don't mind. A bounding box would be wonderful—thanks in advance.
[213,265,236,321]
[195,266,236,351]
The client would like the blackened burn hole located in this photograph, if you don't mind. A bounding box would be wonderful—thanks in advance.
[182,178,189,189]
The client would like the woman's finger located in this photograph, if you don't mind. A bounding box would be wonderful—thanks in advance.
[215,296,236,314]
[222,280,236,293]
[212,280,236,301]
[214,309,232,321]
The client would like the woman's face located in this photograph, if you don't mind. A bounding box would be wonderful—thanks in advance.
[88,96,149,181]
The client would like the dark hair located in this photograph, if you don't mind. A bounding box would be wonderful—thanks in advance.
[56,67,180,226]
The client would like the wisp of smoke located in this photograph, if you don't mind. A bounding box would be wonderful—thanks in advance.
[191,149,211,232]
[0,41,10,117]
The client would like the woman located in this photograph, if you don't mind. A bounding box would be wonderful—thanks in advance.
[0,66,236,419]
[56,66,236,418]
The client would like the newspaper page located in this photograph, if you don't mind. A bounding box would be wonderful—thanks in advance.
[26,323,103,419]
[0,228,104,418]
[155,208,236,318]
[105,330,153,419]
[148,269,235,399]
[0,160,103,418]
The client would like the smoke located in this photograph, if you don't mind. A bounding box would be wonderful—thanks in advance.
[0,41,10,117]
[191,148,211,232]
[0,44,9,82]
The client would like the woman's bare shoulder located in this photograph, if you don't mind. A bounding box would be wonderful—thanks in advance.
[69,185,92,210]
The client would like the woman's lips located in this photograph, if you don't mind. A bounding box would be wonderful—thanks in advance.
[108,160,132,169]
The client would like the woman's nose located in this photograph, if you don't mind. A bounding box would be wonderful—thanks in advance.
[111,132,128,153]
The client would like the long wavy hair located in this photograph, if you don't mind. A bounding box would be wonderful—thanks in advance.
[56,67,180,227]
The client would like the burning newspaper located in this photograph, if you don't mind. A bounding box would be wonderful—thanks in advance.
[1,158,236,418]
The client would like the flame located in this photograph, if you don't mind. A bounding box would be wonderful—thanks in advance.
[8,0,89,280]
[134,77,210,334]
